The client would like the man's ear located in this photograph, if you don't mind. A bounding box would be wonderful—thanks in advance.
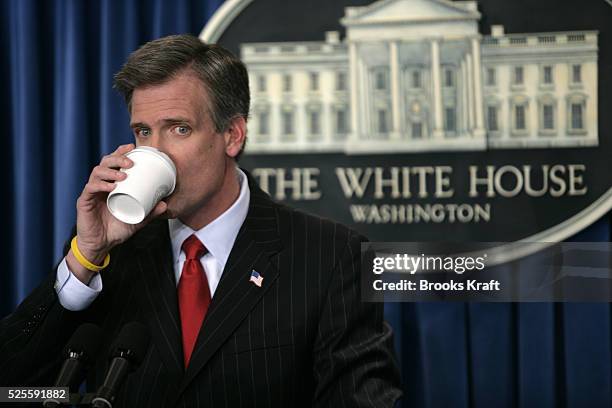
[224,116,247,158]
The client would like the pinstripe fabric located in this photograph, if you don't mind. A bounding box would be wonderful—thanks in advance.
[0,172,402,407]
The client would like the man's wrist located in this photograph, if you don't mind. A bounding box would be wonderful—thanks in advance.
[66,250,98,285]
[75,237,111,265]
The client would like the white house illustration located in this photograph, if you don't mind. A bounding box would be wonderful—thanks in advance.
[241,0,598,153]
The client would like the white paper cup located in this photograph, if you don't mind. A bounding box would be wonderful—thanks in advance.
[107,146,176,224]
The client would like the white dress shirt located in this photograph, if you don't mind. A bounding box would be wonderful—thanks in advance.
[55,167,250,311]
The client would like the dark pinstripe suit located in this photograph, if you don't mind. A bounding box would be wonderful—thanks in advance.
[0,173,402,407]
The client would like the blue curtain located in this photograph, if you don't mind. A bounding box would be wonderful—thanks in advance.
[0,0,222,312]
[0,1,610,407]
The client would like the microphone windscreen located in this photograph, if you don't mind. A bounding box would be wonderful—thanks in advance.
[111,322,150,366]
[63,323,104,363]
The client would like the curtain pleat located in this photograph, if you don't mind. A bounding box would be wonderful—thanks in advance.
[518,303,556,407]
[9,0,52,307]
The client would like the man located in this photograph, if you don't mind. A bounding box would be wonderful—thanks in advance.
[0,34,401,407]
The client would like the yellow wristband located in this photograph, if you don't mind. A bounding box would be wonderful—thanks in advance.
[70,237,110,272]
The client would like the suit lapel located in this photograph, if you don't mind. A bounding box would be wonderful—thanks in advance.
[176,175,284,397]
[131,220,185,381]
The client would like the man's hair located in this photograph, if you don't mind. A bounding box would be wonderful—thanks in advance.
[113,34,250,157]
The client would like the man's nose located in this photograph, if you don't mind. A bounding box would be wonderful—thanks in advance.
[149,134,162,149]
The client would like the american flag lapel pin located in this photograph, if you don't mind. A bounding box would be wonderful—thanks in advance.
[249,270,263,287]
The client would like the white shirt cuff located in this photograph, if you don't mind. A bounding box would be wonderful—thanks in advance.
[54,257,102,311]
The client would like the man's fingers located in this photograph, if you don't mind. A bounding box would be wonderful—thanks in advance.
[83,180,116,196]
[100,144,135,169]
[112,143,135,155]
[100,155,133,170]
[90,166,127,183]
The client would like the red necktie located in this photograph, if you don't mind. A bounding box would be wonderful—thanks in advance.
[178,234,211,367]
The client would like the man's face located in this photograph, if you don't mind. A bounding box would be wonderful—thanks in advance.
[129,70,233,222]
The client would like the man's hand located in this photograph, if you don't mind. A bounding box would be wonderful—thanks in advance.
[66,144,168,283]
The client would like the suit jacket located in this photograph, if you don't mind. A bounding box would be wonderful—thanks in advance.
[0,172,402,407]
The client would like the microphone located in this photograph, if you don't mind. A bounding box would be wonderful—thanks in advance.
[91,322,150,408]
[43,323,103,408]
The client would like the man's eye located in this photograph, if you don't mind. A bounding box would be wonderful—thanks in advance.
[136,128,151,137]
[175,126,190,135]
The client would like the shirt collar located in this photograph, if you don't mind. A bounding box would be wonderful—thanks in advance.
[168,167,250,270]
